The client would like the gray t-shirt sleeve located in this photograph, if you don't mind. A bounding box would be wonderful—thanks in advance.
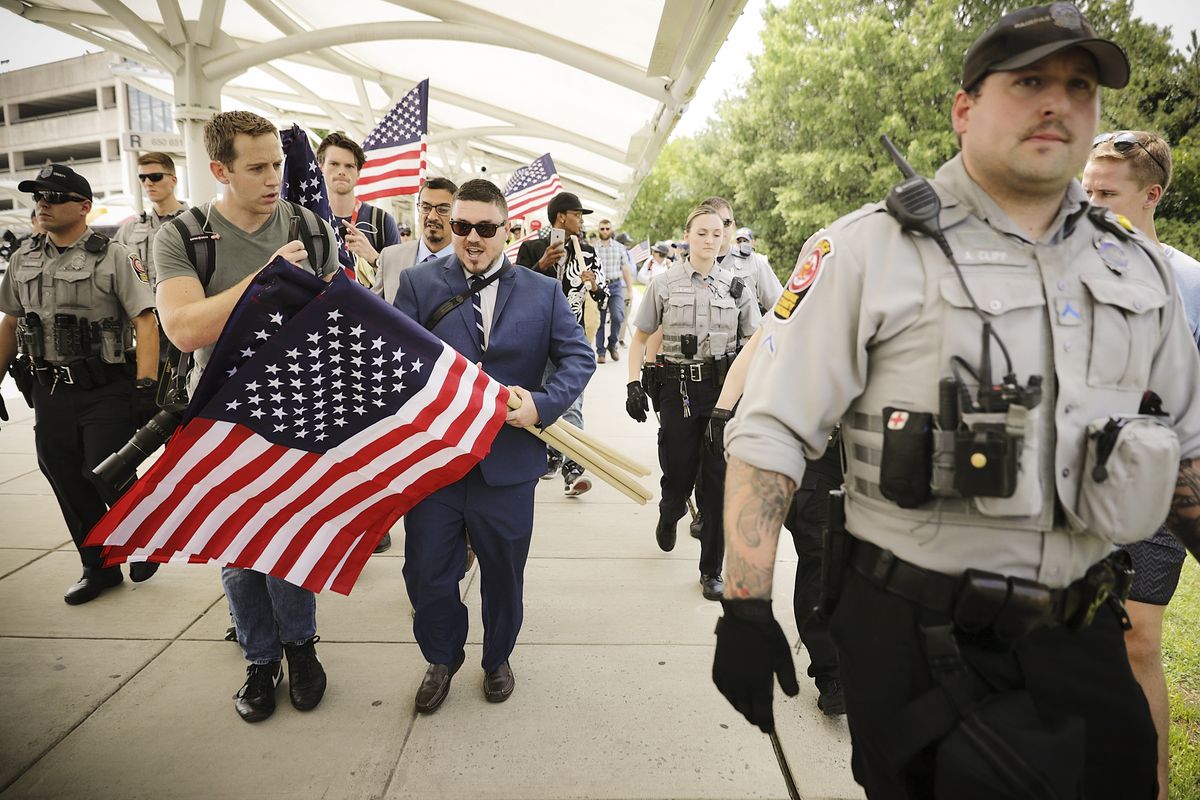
[151,221,198,286]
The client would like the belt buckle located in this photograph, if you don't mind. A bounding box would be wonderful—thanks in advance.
[59,365,75,385]
[688,363,703,382]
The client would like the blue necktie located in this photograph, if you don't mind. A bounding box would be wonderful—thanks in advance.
[471,275,487,351]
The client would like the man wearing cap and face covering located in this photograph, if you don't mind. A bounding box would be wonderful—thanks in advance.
[0,165,160,604]
[712,5,1200,798]
[726,226,782,314]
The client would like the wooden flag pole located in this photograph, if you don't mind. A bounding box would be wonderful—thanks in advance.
[546,418,652,477]
[506,394,651,504]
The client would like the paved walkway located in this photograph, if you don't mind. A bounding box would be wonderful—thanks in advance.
[0,343,861,800]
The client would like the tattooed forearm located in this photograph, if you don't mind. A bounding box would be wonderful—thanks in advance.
[1166,457,1200,564]
[722,457,797,599]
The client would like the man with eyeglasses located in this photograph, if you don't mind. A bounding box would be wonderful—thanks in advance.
[0,164,160,604]
[715,6,1200,798]
[116,152,187,282]
[393,178,593,712]
[1083,130,1200,800]
[515,191,607,496]
[374,177,459,305]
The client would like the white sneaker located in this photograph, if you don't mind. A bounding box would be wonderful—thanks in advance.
[564,475,592,497]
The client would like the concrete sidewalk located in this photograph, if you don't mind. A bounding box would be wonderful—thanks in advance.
[0,348,861,800]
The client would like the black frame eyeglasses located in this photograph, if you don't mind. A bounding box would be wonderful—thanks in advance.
[32,191,87,205]
[419,201,452,217]
[449,219,506,238]
[138,172,168,183]
[1092,132,1169,183]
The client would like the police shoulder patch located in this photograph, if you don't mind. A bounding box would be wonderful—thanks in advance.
[129,253,150,284]
[773,237,832,322]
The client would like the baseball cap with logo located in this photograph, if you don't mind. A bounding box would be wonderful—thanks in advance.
[546,192,593,223]
[652,241,670,255]
[961,3,1129,91]
[19,164,93,200]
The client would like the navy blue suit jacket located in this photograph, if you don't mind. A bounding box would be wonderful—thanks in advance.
[394,252,595,487]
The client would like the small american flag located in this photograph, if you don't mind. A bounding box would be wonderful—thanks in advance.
[280,124,350,272]
[86,261,509,595]
[357,79,429,202]
[628,239,651,266]
[503,154,562,221]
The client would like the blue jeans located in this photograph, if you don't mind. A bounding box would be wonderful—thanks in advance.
[221,567,317,664]
[595,284,625,352]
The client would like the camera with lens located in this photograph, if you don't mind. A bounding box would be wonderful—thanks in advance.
[94,349,191,493]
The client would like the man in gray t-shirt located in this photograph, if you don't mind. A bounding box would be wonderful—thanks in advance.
[154,111,338,725]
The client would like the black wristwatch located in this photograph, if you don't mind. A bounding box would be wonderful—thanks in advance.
[134,378,156,390]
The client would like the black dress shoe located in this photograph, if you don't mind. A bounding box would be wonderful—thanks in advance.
[234,661,283,723]
[655,516,677,552]
[373,532,392,554]
[414,650,465,714]
[128,561,159,583]
[700,573,724,601]
[483,660,515,703]
[64,567,123,605]
[283,635,327,711]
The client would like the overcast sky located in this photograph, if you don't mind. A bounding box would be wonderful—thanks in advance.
[0,0,1195,139]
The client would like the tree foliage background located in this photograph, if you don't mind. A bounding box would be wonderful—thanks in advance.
[623,0,1200,273]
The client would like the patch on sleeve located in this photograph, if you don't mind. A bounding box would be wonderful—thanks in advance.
[773,237,831,322]
[129,253,150,284]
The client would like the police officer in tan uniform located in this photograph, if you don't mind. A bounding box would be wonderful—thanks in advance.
[626,203,759,601]
[114,151,188,276]
[712,7,1200,799]
[0,165,160,605]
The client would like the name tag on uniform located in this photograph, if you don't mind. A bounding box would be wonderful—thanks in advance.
[1055,297,1084,326]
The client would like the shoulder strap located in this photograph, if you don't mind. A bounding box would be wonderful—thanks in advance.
[369,204,385,252]
[285,201,332,275]
[167,206,217,287]
[424,265,510,331]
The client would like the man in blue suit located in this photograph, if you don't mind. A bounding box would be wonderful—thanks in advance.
[393,179,595,712]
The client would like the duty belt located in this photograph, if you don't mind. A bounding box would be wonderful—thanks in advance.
[663,361,715,382]
[848,537,1133,641]
[33,358,124,391]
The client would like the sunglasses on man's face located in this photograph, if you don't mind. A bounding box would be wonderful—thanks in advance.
[138,172,169,183]
[32,191,87,205]
[722,219,734,228]
[1092,132,1169,182]
[449,219,506,238]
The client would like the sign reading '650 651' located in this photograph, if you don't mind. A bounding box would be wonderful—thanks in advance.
[121,131,184,152]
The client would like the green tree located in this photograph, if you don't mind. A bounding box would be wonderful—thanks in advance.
[626,0,1200,269]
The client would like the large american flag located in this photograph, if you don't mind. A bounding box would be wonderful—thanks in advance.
[280,124,350,271]
[503,154,562,222]
[85,261,509,595]
[357,79,429,202]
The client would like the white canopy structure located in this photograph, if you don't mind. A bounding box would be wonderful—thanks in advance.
[0,0,749,221]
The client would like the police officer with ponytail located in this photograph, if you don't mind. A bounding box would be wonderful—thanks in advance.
[626,203,759,601]
[0,165,160,605]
